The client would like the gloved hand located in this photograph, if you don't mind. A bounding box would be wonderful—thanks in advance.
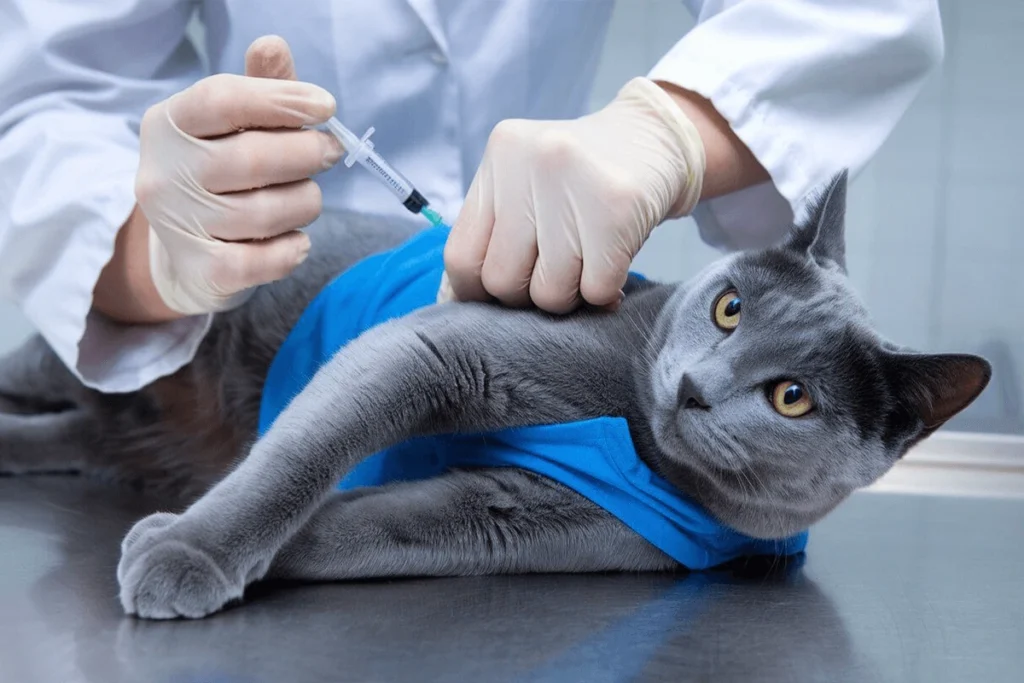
[136,36,342,316]
[439,77,706,313]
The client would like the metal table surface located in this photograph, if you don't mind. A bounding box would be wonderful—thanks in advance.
[0,477,1021,683]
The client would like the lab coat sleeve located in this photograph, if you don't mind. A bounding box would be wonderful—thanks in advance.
[647,0,944,250]
[0,0,213,393]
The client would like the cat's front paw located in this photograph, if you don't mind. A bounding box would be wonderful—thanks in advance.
[118,512,179,580]
[117,514,242,619]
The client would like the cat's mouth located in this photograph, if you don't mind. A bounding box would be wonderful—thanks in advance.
[650,405,749,474]
[647,359,750,474]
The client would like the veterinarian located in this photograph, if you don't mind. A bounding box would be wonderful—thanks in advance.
[0,1,942,393]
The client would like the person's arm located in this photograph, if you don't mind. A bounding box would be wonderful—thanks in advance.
[655,82,769,201]
[0,0,206,391]
[93,206,179,324]
[649,0,943,248]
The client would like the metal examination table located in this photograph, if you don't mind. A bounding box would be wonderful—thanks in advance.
[0,477,1021,682]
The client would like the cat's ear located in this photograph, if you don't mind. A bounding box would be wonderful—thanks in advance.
[884,352,992,443]
[787,170,848,272]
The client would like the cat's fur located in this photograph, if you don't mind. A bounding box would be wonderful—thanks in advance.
[0,173,990,619]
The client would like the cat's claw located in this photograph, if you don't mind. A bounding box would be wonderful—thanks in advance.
[117,513,242,619]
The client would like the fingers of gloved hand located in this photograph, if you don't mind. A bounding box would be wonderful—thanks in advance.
[205,179,323,242]
[477,129,539,307]
[530,229,584,315]
[244,35,297,80]
[578,241,632,309]
[443,79,706,314]
[209,230,312,294]
[200,128,342,193]
[443,169,496,304]
[148,228,311,315]
[480,218,537,308]
[168,73,336,139]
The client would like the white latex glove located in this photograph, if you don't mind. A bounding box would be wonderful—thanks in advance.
[439,77,705,313]
[136,36,342,316]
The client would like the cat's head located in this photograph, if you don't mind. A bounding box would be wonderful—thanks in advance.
[646,171,990,539]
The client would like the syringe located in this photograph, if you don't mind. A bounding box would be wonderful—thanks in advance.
[324,117,447,228]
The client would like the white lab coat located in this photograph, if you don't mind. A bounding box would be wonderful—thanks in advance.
[0,0,943,393]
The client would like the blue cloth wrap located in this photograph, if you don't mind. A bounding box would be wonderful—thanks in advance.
[258,226,808,569]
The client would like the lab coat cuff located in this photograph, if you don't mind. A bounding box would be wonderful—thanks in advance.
[648,54,808,206]
[77,308,213,394]
[647,54,808,243]
[33,187,210,394]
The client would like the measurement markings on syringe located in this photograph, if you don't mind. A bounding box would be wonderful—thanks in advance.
[363,155,407,196]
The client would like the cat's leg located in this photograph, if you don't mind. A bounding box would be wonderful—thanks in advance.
[269,468,677,581]
[117,302,645,619]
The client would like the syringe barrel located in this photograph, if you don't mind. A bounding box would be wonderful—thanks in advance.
[357,150,416,203]
[323,116,428,215]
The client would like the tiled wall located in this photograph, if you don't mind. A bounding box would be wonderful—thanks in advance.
[1,0,1019,434]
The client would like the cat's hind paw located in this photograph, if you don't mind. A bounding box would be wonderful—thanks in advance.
[117,514,242,619]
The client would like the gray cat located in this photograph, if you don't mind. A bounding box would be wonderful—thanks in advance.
[0,172,989,619]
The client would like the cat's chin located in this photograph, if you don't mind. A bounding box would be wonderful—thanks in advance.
[648,408,830,539]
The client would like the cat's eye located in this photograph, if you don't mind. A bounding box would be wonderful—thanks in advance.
[713,289,741,331]
[770,381,813,418]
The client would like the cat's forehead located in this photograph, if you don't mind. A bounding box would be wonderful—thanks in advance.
[727,249,862,316]
[707,248,871,352]
[729,249,823,298]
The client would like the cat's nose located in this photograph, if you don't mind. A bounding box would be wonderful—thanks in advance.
[678,373,710,410]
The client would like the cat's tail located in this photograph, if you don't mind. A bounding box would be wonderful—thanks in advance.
[0,335,101,477]
[0,334,249,498]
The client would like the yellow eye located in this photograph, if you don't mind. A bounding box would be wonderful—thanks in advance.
[713,289,741,331]
[771,382,813,418]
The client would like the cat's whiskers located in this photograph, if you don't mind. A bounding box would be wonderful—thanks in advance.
[621,308,659,367]
[743,461,787,537]
[714,432,787,535]
[708,425,747,472]
[720,430,783,531]
[735,465,755,503]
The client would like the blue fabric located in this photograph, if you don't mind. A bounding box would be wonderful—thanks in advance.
[258,226,808,569]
